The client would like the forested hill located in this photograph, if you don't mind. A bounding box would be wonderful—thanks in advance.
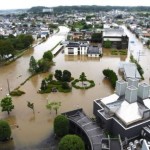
[28,6,49,13]
[53,6,150,13]
[28,5,150,13]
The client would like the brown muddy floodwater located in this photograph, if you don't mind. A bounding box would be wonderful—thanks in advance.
[0,25,150,149]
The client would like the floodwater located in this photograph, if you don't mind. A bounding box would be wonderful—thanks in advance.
[0,25,149,149]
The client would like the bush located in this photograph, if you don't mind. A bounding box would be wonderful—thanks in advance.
[71,79,95,89]
[54,115,69,137]
[10,89,25,96]
[103,69,118,88]
[43,50,53,61]
[0,120,11,141]
[130,54,144,79]
[103,40,112,48]
[58,134,85,150]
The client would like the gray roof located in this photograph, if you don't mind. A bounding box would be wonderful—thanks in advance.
[66,42,80,47]
[87,46,100,54]
[63,109,105,150]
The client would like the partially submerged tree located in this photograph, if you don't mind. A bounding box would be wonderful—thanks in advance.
[40,79,47,90]
[54,115,69,137]
[46,101,61,115]
[27,101,34,113]
[0,120,11,141]
[62,70,71,82]
[54,70,62,81]
[79,72,87,85]
[53,102,61,115]
[0,96,14,115]
[58,134,85,150]
[43,50,53,61]
[29,56,38,73]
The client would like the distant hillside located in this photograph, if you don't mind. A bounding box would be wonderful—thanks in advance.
[28,6,50,13]
[53,5,150,13]
[27,5,150,14]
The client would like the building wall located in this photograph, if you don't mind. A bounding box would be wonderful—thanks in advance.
[103,36,128,49]
[64,47,78,55]
[64,46,88,55]
[93,100,150,139]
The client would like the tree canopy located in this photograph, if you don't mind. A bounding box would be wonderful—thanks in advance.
[54,115,69,137]
[29,56,38,73]
[0,96,14,115]
[91,33,102,43]
[0,120,11,141]
[54,70,72,82]
[103,40,112,48]
[103,69,118,88]
[43,50,53,61]
[58,134,85,150]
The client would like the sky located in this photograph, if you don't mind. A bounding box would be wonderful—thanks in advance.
[0,0,150,10]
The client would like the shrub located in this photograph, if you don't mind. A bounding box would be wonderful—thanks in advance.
[43,50,53,61]
[54,115,69,137]
[103,69,118,88]
[0,120,11,141]
[10,89,25,96]
[58,134,85,150]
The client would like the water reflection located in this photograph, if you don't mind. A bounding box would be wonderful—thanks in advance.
[64,55,101,61]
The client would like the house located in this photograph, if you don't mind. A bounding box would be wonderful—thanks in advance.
[64,41,88,55]
[93,78,150,140]
[87,45,102,57]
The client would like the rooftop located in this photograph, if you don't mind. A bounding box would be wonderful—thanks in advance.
[63,109,105,150]
[97,79,150,126]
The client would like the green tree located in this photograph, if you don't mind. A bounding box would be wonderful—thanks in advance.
[54,115,69,137]
[43,50,53,61]
[79,72,87,85]
[103,40,112,48]
[103,69,118,88]
[58,135,85,150]
[0,120,11,141]
[38,58,52,72]
[62,82,70,90]
[62,70,71,82]
[53,102,61,115]
[0,40,14,59]
[40,79,47,90]
[91,33,102,43]
[0,96,14,115]
[46,74,53,82]
[29,56,38,73]
[54,70,62,81]
[46,102,53,114]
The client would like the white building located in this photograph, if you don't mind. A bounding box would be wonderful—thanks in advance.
[64,42,88,55]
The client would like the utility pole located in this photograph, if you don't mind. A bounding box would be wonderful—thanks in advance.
[7,79,10,94]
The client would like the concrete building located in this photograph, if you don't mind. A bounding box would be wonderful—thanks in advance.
[93,79,150,140]
[103,25,129,49]
[64,41,88,55]
[119,62,142,80]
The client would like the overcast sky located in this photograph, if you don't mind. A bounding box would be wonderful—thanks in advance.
[0,0,150,10]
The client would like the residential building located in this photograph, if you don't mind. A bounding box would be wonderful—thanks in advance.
[64,41,88,55]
